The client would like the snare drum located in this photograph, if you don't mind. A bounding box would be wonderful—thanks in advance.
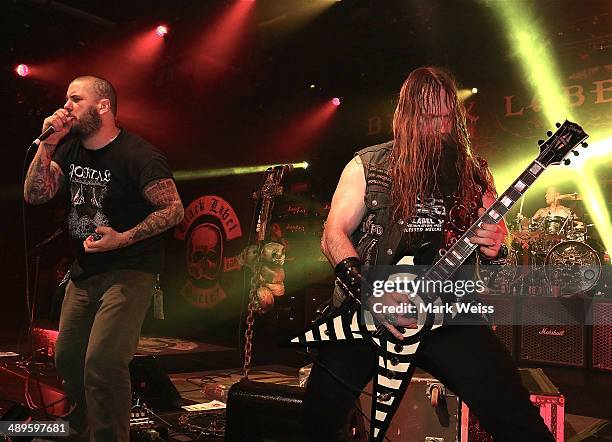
[543,215,567,235]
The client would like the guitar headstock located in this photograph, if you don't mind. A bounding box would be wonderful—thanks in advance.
[536,120,589,167]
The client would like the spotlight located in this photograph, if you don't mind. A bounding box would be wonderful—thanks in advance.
[156,25,168,37]
[16,64,29,77]
[331,97,341,106]
[471,87,478,94]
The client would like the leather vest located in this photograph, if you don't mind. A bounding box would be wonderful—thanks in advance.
[350,140,485,267]
[350,141,403,266]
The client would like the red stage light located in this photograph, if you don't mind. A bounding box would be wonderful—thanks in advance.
[156,25,168,37]
[16,64,29,77]
[331,97,341,106]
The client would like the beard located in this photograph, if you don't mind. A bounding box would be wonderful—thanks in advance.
[70,106,102,138]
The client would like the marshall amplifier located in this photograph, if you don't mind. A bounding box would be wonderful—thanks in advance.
[480,295,516,358]
[518,297,586,367]
[592,300,612,372]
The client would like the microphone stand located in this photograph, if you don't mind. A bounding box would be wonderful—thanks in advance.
[242,166,289,379]
[26,228,64,324]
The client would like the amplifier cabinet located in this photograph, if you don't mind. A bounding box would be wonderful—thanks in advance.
[518,297,586,367]
[592,299,612,372]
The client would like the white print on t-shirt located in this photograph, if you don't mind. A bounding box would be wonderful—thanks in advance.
[67,163,112,239]
[405,196,446,233]
[68,163,111,182]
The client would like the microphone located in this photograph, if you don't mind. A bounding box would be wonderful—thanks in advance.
[31,126,56,147]
[30,115,73,147]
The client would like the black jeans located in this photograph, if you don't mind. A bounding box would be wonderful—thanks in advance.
[54,270,155,442]
[303,325,555,442]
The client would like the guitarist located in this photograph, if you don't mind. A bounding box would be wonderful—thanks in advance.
[302,66,554,441]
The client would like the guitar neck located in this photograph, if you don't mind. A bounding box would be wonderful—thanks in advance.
[423,159,547,283]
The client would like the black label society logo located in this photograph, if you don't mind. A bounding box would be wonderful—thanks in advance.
[174,196,243,309]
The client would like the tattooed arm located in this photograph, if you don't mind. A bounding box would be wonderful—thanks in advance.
[23,143,65,205]
[83,178,184,253]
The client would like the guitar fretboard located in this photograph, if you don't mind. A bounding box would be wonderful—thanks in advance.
[422,159,547,289]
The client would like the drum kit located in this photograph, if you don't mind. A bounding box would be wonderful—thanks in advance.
[480,193,604,296]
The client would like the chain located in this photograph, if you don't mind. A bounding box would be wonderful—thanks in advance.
[242,265,261,379]
[242,167,286,380]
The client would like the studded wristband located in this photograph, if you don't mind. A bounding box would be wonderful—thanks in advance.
[334,257,368,298]
[479,244,508,265]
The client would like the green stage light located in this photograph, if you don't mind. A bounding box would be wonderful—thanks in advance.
[174,161,309,181]
[490,0,573,127]
[489,0,611,253]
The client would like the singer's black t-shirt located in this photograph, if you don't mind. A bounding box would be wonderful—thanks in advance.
[52,129,174,279]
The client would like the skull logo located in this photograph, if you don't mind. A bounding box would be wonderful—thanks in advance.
[187,223,224,281]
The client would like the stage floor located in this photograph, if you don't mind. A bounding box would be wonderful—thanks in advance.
[1,333,611,441]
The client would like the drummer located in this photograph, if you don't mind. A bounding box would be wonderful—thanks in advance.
[532,186,572,221]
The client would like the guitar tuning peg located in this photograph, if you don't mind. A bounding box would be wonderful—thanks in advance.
[547,130,553,136]
[537,139,544,145]
[581,142,588,148]
[564,159,571,165]
[555,122,561,128]
[573,150,579,156]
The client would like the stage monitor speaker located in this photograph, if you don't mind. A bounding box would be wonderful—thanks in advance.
[592,300,612,372]
[481,295,516,357]
[225,380,306,442]
[518,297,586,367]
[129,355,182,412]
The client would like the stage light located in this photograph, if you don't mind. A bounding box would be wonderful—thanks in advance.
[16,64,29,77]
[331,97,341,106]
[458,89,474,101]
[174,161,309,180]
[156,25,168,37]
[490,1,611,252]
[491,1,570,126]
[471,87,478,94]
[310,84,316,89]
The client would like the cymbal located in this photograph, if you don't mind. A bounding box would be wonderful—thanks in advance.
[558,193,583,201]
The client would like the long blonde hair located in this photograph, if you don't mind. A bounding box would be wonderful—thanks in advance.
[390,66,494,221]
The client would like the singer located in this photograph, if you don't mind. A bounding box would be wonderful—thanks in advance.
[23,76,184,442]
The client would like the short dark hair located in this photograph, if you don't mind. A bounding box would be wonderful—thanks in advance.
[73,75,117,115]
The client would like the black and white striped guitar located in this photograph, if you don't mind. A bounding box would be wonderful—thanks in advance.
[292,120,589,442]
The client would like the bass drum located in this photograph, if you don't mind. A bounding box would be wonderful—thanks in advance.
[544,240,602,295]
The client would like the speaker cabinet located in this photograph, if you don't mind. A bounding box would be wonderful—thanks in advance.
[129,355,182,411]
[481,295,516,357]
[592,300,612,372]
[519,297,586,367]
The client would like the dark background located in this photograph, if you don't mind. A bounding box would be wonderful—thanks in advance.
[1,0,610,349]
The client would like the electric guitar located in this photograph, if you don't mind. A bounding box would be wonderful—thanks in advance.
[292,120,589,442]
